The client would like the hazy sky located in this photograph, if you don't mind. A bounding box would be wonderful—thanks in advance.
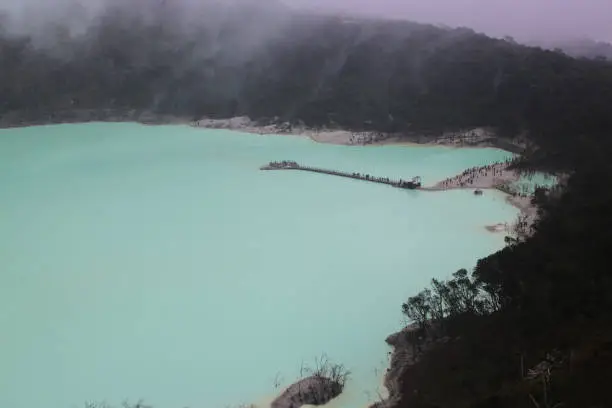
[1,0,611,43]
[290,0,612,43]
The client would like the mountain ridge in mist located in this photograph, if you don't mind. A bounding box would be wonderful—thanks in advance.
[529,37,612,60]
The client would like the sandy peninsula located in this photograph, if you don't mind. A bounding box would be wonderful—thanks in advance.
[418,160,542,235]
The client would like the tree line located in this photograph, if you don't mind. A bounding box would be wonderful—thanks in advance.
[398,144,612,407]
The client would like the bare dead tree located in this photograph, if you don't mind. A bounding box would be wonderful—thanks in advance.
[290,354,351,405]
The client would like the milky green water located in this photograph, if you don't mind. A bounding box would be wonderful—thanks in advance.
[0,123,518,408]
[513,172,558,194]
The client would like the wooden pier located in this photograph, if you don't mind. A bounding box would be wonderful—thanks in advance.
[260,161,422,189]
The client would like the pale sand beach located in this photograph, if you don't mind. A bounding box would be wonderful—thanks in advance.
[0,110,524,152]
[418,160,544,236]
[422,161,519,191]
[190,116,523,150]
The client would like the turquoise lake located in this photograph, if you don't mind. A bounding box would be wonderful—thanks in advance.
[0,123,518,408]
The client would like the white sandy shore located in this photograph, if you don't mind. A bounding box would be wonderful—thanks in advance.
[419,160,541,235]
[1,111,526,151]
[190,116,519,149]
[192,116,387,145]
[424,161,519,190]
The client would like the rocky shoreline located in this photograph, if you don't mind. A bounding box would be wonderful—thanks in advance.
[370,324,453,408]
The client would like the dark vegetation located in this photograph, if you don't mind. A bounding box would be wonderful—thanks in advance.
[3,1,612,407]
[399,165,612,408]
[530,38,612,61]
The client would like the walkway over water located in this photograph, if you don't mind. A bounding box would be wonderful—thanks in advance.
[261,161,422,189]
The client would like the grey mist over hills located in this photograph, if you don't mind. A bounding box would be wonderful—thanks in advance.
[528,37,612,60]
[2,0,612,63]
[2,0,612,44]
[290,0,612,44]
[1,0,612,161]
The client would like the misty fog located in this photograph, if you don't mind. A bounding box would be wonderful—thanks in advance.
[288,0,612,43]
[1,0,611,44]
[2,0,612,133]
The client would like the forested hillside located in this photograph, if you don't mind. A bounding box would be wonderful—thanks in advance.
[2,0,612,166]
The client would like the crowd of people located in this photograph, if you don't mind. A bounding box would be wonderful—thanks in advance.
[347,131,388,145]
[267,160,299,169]
[435,159,514,190]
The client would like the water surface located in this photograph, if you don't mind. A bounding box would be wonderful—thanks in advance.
[0,123,518,408]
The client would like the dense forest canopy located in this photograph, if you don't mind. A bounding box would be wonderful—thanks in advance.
[3,2,612,407]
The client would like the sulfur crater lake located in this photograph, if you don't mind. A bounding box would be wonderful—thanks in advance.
[0,123,518,408]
